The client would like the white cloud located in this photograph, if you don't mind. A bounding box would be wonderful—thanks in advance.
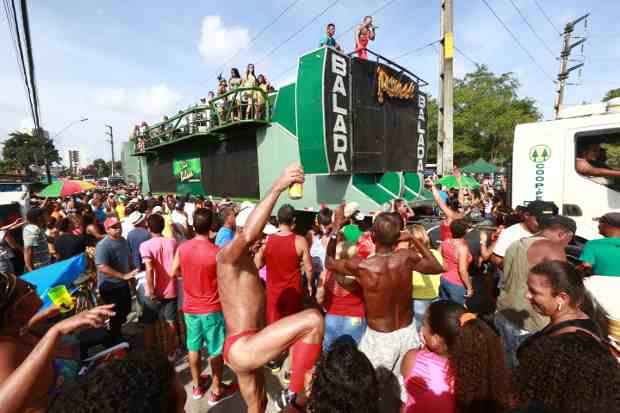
[93,84,182,117]
[198,16,250,62]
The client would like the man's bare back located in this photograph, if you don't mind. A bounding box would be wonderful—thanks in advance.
[327,208,443,333]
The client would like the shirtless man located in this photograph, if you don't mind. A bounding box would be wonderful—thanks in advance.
[217,163,324,412]
[325,207,443,405]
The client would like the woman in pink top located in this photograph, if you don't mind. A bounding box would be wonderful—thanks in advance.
[439,220,473,306]
[401,300,511,413]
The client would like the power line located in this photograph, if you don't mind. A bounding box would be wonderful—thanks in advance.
[455,46,480,66]
[273,0,402,84]
[507,0,555,58]
[3,0,37,128]
[211,0,304,77]
[20,0,41,129]
[533,0,561,35]
[480,0,555,83]
[394,40,440,60]
[2,0,32,120]
[335,0,401,42]
[255,0,340,66]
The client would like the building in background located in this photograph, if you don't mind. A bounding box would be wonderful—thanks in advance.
[68,150,80,176]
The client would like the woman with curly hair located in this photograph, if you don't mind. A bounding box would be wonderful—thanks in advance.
[305,337,379,413]
[401,300,510,413]
[514,332,620,413]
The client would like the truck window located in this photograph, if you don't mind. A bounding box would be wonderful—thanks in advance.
[575,129,620,191]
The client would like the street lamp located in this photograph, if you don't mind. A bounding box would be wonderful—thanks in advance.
[46,117,88,182]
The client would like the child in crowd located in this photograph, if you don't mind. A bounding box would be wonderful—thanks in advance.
[401,300,510,413]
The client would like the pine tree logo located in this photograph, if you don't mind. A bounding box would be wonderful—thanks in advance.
[529,145,551,163]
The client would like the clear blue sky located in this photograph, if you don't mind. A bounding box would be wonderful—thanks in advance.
[1,0,618,166]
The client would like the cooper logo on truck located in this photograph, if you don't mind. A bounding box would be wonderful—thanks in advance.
[529,144,551,200]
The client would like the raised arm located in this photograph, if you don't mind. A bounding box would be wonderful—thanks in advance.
[220,163,304,263]
[324,204,363,277]
[430,183,459,220]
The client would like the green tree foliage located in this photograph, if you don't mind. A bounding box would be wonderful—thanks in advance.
[452,65,541,165]
[1,131,61,175]
[92,158,110,177]
[602,88,620,102]
[426,66,541,166]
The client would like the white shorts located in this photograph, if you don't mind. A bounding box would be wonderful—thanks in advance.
[359,319,420,403]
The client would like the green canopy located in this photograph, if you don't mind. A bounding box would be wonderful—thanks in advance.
[461,158,498,174]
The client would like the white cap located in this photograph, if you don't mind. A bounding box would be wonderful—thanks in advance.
[152,206,163,214]
[235,202,255,227]
[344,202,360,218]
[127,211,146,225]
[263,223,278,235]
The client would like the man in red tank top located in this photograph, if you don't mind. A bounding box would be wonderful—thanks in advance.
[260,204,313,325]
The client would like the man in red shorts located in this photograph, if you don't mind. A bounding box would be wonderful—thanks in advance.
[217,163,324,412]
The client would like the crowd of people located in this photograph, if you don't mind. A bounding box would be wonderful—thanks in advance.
[0,163,619,413]
[131,63,275,152]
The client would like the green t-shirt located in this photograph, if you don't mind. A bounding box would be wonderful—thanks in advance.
[319,35,337,48]
[342,224,363,243]
[579,237,620,276]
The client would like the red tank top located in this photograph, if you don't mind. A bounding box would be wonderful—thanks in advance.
[323,271,365,318]
[440,239,472,286]
[439,221,452,241]
[265,233,302,299]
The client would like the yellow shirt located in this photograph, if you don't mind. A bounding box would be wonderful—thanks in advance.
[115,204,126,220]
[162,213,174,239]
[412,249,443,300]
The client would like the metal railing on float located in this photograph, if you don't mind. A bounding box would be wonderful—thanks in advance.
[132,86,271,154]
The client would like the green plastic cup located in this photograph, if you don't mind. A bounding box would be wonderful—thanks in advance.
[47,285,74,313]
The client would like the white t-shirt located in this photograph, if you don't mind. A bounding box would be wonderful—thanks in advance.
[183,202,196,226]
[493,223,533,258]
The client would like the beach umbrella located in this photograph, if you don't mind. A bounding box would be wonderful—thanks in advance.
[461,158,498,174]
[38,180,96,198]
[438,175,480,189]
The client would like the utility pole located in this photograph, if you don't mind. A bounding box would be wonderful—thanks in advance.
[437,0,454,175]
[105,125,115,176]
[554,13,589,118]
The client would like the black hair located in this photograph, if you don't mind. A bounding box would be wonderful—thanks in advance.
[147,213,165,234]
[426,300,511,412]
[307,337,379,413]
[515,332,620,413]
[450,219,469,239]
[193,208,213,235]
[277,204,295,226]
[529,260,585,308]
[56,217,73,232]
[371,212,401,246]
[318,207,332,227]
[327,22,335,28]
[49,352,178,413]
[230,68,240,78]
[26,207,46,224]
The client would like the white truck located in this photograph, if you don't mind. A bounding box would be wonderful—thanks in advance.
[512,98,620,241]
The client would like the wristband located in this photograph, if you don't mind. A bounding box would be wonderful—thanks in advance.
[330,233,338,240]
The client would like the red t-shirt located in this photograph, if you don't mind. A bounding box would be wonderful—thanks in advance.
[323,271,365,318]
[178,237,221,315]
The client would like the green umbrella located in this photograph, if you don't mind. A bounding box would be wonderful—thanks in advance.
[461,158,498,174]
[438,175,480,189]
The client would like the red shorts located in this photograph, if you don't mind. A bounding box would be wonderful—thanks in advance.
[223,330,256,365]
